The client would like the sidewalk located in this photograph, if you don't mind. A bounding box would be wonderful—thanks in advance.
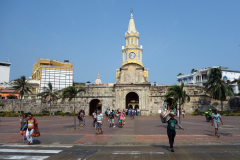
[0,115,240,145]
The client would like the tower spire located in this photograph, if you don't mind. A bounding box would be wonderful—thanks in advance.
[127,7,137,33]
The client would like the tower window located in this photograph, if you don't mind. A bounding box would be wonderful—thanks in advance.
[131,38,133,44]
[124,52,127,62]
[127,39,129,46]
[135,38,137,45]
[137,51,141,61]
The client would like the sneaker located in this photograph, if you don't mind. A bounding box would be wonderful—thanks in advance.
[168,148,172,151]
[113,126,115,128]
[171,149,174,152]
[101,130,104,134]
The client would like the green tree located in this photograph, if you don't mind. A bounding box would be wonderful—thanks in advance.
[38,82,60,116]
[13,76,32,115]
[164,83,190,124]
[62,86,84,130]
[177,73,183,76]
[205,67,234,112]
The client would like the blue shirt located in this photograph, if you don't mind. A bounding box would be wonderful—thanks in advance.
[97,114,103,123]
[212,113,221,123]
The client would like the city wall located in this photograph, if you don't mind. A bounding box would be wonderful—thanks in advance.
[0,85,239,115]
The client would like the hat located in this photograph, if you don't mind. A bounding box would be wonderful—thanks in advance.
[169,112,176,116]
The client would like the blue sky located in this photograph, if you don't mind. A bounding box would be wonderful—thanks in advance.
[0,0,240,84]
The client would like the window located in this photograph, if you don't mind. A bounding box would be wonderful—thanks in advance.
[127,39,129,46]
[32,88,36,93]
[124,52,127,62]
[137,51,141,61]
[131,38,133,44]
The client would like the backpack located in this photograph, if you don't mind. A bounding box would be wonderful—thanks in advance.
[109,112,114,119]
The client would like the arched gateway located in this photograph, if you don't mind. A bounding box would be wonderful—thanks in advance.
[89,99,102,115]
[126,92,139,109]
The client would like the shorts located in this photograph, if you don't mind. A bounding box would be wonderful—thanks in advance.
[96,122,102,128]
[214,122,219,128]
[119,120,122,123]
[110,119,114,123]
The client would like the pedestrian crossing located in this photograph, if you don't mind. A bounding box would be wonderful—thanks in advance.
[0,144,73,160]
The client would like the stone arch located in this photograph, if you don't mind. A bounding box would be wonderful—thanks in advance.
[89,99,102,116]
[126,92,139,109]
[166,98,177,110]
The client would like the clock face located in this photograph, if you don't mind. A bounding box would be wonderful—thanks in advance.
[129,52,136,59]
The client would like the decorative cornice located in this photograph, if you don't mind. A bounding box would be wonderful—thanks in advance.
[122,48,143,52]
[125,35,139,38]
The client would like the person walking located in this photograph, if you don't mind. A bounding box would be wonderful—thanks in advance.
[109,109,115,128]
[161,112,185,152]
[79,112,84,127]
[105,108,108,120]
[82,109,86,126]
[20,114,28,141]
[115,110,119,126]
[96,110,104,135]
[211,110,223,138]
[119,110,123,127]
[182,108,185,118]
[132,109,135,119]
[92,110,97,127]
[173,108,176,114]
[177,109,179,117]
[25,114,38,145]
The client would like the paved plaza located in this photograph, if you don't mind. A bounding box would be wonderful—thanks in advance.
[0,115,240,145]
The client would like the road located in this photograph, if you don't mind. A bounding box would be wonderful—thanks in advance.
[0,144,239,160]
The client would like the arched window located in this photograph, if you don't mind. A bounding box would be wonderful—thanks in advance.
[135,38,137,45]
[131,38,133,44]
[137,51,141,61]
[124,52,127,62]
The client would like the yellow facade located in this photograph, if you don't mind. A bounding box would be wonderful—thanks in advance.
[32,58,73,80]
[117,13,149,80]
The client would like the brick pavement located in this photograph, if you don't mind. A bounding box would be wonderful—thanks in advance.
[0,115,239,145]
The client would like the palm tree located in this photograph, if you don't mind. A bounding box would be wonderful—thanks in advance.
[13,76,32,115]
[164,83,190,124]
[38,82,60,116]
[191,69,197,73]
[62,86,84,130]
[205,67,234,112]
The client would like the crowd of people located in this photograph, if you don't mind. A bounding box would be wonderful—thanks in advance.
[19,107,223,154]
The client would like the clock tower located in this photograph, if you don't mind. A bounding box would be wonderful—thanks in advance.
[116,12,149,84]
[122,13,143,67]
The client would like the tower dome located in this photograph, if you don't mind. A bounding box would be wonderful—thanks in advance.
[95,73,102,85]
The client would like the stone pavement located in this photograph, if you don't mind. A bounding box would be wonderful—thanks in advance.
[0,115,240,145]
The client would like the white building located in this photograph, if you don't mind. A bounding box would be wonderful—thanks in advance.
[0,61,11,84]
[177,66,240,94]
